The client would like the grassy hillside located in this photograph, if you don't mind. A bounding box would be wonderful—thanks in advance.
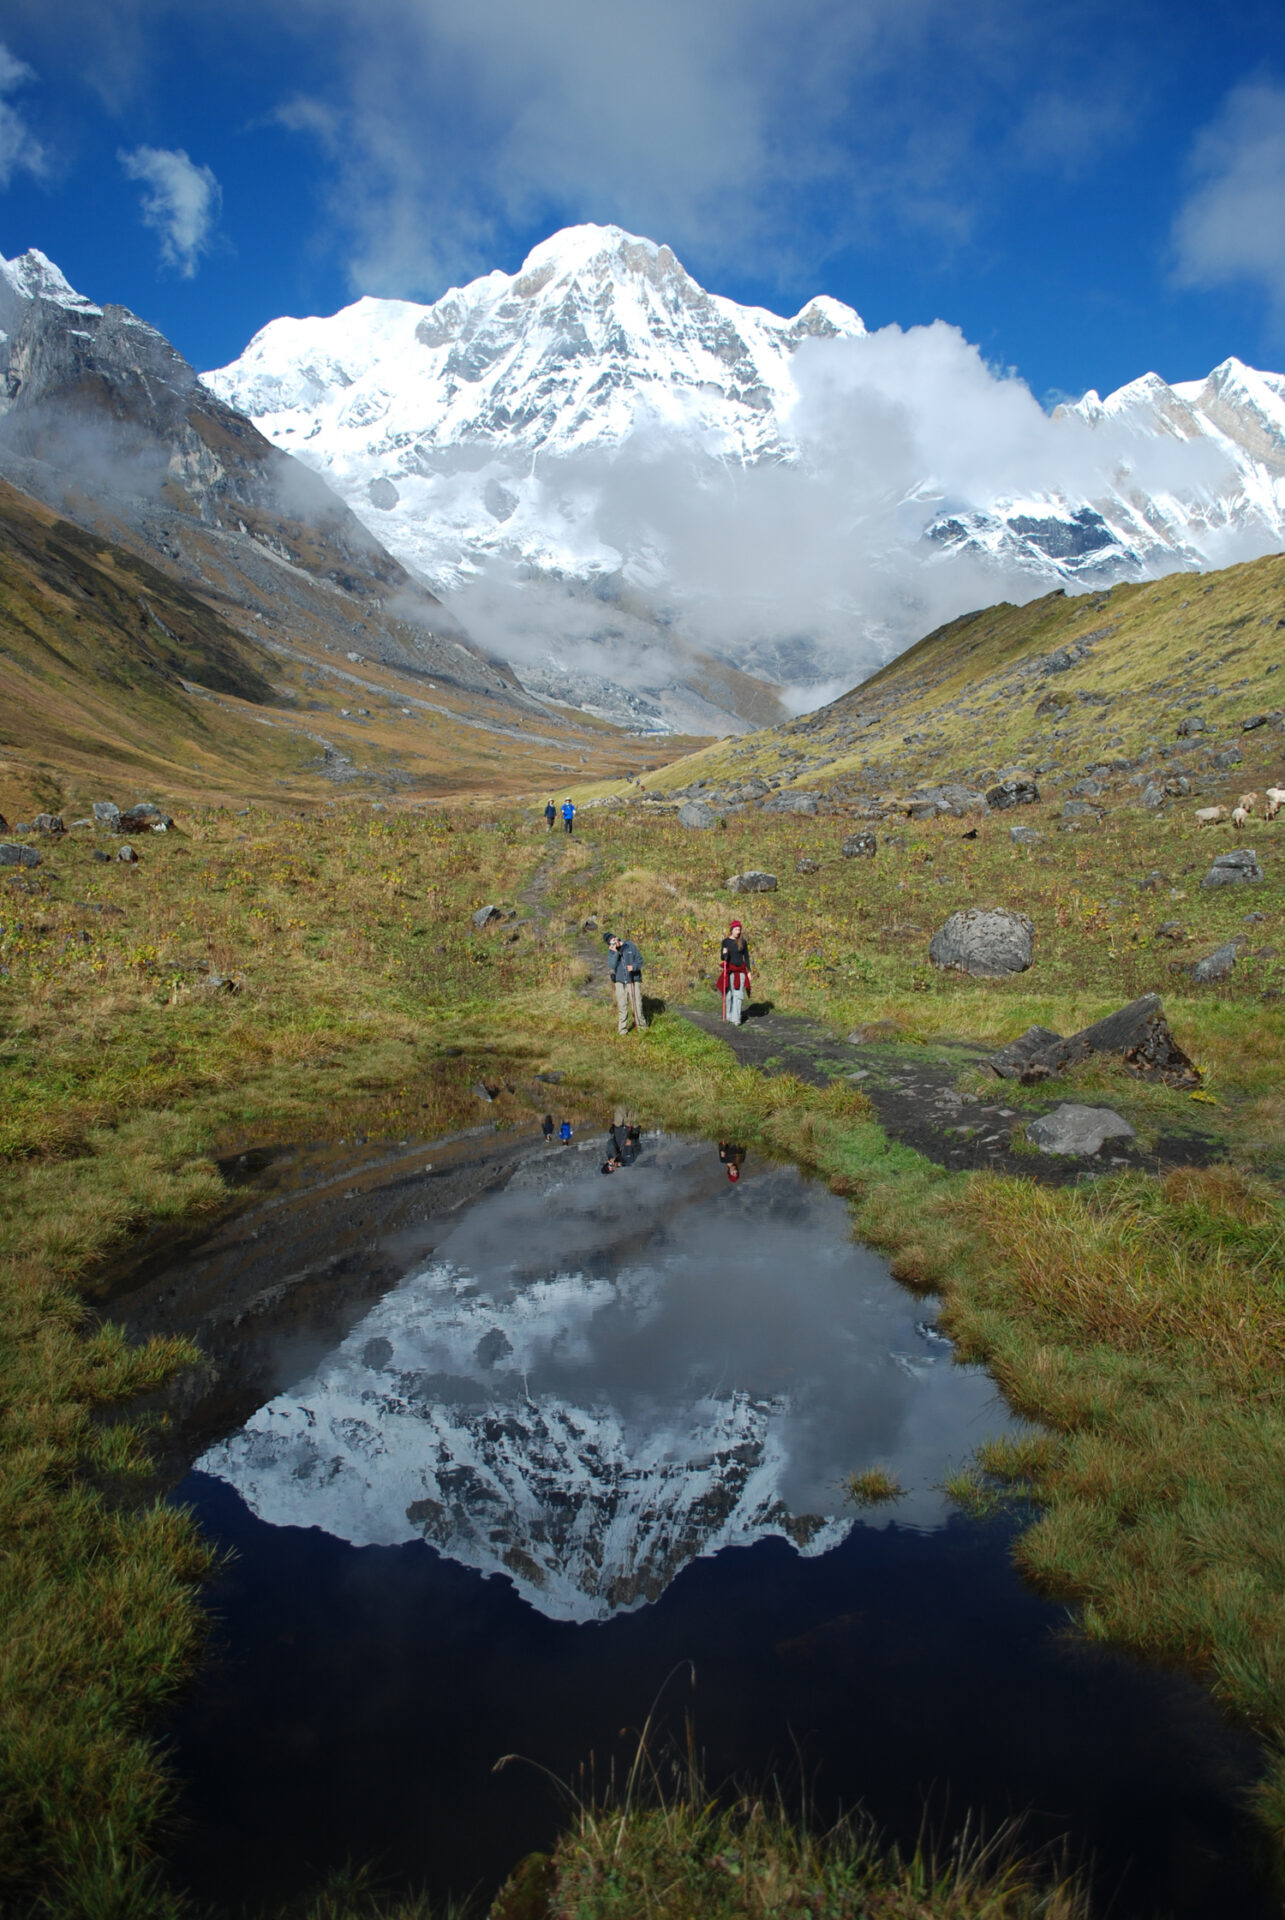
[0,479,694,821]
[620,553,1285,804]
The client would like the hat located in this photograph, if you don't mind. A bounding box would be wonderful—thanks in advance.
[729,918,742,932]
[727,1164,740,1182]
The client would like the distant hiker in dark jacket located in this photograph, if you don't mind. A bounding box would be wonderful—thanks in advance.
[718,1141,746,1182]
[604,932,647,1034]
[541,1113,554,1145]
[544,800,556,830]
[717,920,752,1026]
[562,798,576,833]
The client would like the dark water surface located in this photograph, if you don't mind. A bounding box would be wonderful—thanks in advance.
[159,1136,1270,1917]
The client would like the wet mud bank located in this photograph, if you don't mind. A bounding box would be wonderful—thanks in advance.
[100,1127,1275,1920]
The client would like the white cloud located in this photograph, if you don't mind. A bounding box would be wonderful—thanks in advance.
[0,42,46,186]
[119,142,220,276]
[1172,79,1285,309]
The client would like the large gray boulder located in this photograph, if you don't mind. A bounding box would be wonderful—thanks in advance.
[1009,825,1041,846]
[678,799,719,830]
[929,908,1034,978]
[0,842,41,868]
[1188,941,1238,983]
[118,802,174,834]
[727,870,778,893]
[909,783,986,818]
[1026,1104,1136,1156]
[34,812,64,834]
[762,790,819,815]
[92,800,121,826]
[1202,848,1263,887]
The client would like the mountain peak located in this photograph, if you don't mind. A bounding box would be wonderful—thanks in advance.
[1,247,102,318]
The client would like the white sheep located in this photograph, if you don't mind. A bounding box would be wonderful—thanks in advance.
[1265,787,1285,821]
[1232,805,1250,830]
[1194,805,1228,826]
[1237,791,1259,814]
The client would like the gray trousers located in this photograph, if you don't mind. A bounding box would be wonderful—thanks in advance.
[614,979,646,1033]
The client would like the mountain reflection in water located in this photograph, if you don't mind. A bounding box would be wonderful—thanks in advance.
[197,1138,1008,1620]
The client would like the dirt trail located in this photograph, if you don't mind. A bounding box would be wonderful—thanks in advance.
[677,1003,1219,1187]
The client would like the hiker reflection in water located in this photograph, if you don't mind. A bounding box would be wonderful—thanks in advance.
[718,919,752,1026]
[718,1141,746,1183]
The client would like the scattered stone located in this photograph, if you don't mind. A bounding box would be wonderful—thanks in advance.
[907,783,986,818]
[988,993,1198,1087]
[986,776,1039,809]
[1201,848,1263,888]
[1061,799,1101,819]
[1069,778,1103,798]
[727,870,778,893]
[762,790,820,815]
[534,1070,563,1084]
[582,916,599,932]
[795,856,819,873]
[472,903,503,928]
[117,803,174,833]
[1244,911,1266,924]
[1156,922,1186,940]
[1136,870,1167,891]
[199,971,240,995]
[1183,941,1238,983]
[1212,746,1243,770]
[92,801,121,826]
[0,842,41,868]
[841,831,877,858]
[34,813,65,834]
[1009,825,1041,846]
[1242,713,1269,731]
[92,849,112,863]
[471,1082,497,1102]
[116,844,139,864]
[1140,783,1165,809]
[1163,775,1191,796]
[928,907,1034,978]
[678,799,719,829]
[1177,714,1206,736]
[1026,1104,1136,1156]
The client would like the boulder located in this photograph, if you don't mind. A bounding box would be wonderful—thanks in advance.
[1140,783,1165,809]
[1061,800,1101,819]
[727,870,778,893]
[1009,825,1041,846]
[762,791,819,815]
[678,799,719,830]
[117,803,174,833]
[986,776,1039,809]
[1177,714,1206,736]
[1136,870,1167,891]
[471,903,503,928]
[795,856,819,873]
[1069,778,1103,798]
[928,908,1034,978]
[841,831,877,858]
[34,813,65,834]
[1212,746,1244,770]
[0,842,41,868]
[1026,1104,1137,1156]
[909,783,986,818]
[1201,848,1263,887]
[117,844,139,864]
[1186,941,1238,984]
[987,992,1198,1087]
[1163,775,1190,796]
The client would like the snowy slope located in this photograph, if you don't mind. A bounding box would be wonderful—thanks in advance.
[205,226,1285,710]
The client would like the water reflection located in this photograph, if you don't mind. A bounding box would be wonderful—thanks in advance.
[197,1139,1007,1622]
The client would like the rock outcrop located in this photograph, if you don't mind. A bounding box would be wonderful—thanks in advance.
[929,908,1034,978]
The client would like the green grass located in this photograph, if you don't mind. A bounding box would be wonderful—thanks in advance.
[3,553,1285,1913]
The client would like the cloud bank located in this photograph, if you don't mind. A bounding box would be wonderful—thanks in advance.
[119,142,220,276]
[0,42,45,186]
[1173,80,1285,314]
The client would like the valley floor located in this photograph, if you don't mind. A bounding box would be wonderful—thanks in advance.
[1,776,1283,1918]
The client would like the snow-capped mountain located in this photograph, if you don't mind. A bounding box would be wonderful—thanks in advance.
[196,1143,1001,1622]
[205,224,1285,717]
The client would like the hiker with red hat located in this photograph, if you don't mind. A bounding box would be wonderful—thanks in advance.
[717,919,752,1026]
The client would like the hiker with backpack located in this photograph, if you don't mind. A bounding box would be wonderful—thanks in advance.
[717,919,752,1026]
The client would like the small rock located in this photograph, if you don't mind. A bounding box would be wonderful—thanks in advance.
[116,844,139,864]
[1061,800,1102,819]
[1163,775,1191,796]
[582,916,598,932]
[1009,825,1041,846]
[841,831,877,859]
[1185,941,1238,983]
[34,813,65,834]
[472,903,503,928]
[1155,921,1186,940]
[1242,713,1268,731]
[1136,870,1167,892]
[1244,911,1266,924]
[1212,746,1243,770]
[1140,783,1165,809]
[1177,714,1206,736]
[92,801,121,826]
[986,776,1039,809]
[199,971,240,995]
[471,1082,496,1102]
[0,842,41,868]
[929,907,1034,978]
[534,1070,563,1084]
[678,799,719,830]
[727,870,778,893]
[1026,1104,1136,1156]
[92,848,112,863]
[846,1019,901,1043]
[1201,848,1263,888]
[795,856,819,873]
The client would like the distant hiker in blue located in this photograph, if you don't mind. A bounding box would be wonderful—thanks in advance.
[544,799,556,830]
[562,798,576,833]
[559,1119,573,1144]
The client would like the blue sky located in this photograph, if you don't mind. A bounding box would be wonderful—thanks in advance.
[3,0,1285,401]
